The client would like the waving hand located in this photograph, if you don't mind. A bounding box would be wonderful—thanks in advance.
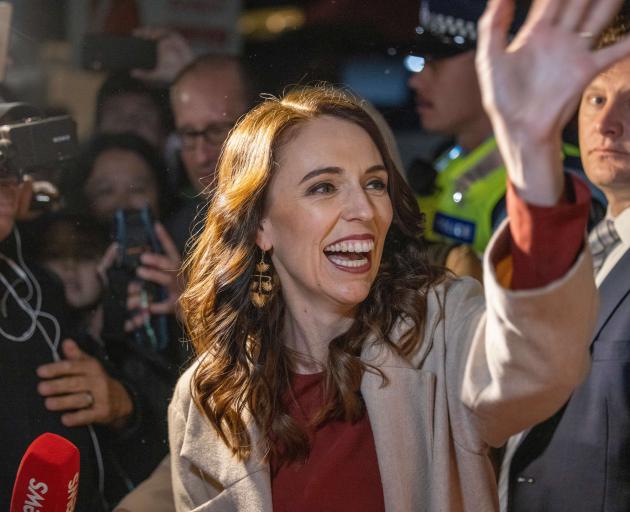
[476,0,630,205]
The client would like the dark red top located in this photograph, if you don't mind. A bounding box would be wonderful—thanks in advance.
[271,373,385,512]
[271,176,591,511]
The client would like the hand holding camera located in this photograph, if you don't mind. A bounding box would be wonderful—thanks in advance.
[81,27,194,86]
[130,27,194,85]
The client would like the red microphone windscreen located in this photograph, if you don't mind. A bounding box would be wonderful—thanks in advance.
[10,433,80,512]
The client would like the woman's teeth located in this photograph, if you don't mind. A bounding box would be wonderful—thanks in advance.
[323,239,374,253]
[327,255,369,268]
[323,239,374,269]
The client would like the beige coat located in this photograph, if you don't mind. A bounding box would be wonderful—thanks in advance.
[116,225,598,512]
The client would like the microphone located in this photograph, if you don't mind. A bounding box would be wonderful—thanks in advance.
[10,433,80,512]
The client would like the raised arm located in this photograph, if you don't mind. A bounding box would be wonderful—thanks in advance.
[476,0,630,205]
[458,0,630,447]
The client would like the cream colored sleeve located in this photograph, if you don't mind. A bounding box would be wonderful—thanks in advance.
[459,222,598,448]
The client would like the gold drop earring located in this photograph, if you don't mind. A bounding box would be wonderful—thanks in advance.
[250,250,273,308]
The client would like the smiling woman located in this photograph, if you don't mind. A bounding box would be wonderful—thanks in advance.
[137,73,596,510]
[182,86,444,458]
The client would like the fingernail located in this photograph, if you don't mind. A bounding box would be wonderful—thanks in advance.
[36,366,48,378]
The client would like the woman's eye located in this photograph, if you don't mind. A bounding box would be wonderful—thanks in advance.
[366,178,387,191]
[587,95,606,107]
[307,182,336,195]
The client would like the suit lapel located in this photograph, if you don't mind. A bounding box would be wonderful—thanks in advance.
[513,248,630,477]
[593,247,630,340]
[361,341,434,512]
[510,403,567,479]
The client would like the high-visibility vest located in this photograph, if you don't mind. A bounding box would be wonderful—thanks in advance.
[419,138,505,254]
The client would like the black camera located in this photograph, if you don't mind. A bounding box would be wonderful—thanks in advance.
[102,206,169,352]
[0,103,77,182]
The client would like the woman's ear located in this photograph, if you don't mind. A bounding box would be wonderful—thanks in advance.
[255,217,272,252]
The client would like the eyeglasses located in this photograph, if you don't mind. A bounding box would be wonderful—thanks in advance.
[176,122,235,151]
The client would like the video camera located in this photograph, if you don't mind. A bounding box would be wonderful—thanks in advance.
[0,102,77,183]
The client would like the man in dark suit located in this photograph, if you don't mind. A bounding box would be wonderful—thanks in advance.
[502,9,630,512]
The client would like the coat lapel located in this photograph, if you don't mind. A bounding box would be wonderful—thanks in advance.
[361,340,435,512]
[178,338,434,512]
[180,397,273,511]
[593,248,630,340]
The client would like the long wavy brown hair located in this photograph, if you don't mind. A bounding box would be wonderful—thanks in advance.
[180,85,446,466]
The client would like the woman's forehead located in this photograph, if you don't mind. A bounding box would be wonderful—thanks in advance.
[274,116,382,169]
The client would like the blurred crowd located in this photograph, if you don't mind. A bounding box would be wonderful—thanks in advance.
[2,0,630,511]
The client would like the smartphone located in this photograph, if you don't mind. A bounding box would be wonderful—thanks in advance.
[81,33,157,71]
[114,207,161,273]
[102,206,169,352]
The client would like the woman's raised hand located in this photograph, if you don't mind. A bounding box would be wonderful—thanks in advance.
[476,0,630,205]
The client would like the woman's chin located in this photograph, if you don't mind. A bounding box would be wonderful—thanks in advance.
[327,284,373,309]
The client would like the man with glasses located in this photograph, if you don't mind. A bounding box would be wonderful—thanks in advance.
[166,55,252,253]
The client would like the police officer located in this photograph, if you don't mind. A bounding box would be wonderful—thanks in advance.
[407,0,599,253]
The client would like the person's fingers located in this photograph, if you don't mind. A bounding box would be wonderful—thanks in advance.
[136,266,173,287]
[128,312,149,330]
[126,293,142,311]
[132,26,169,40]
[61,339,89,361]
[579,0,625,38]
[526,0,562,27]
[148,301,175,315]
[154,222,181,263]
[44,392,93,412]
[140,251,177,271]
[61,409,96,427]
[37,375,88,396]
[594,34,630,71]
[130,69,150,80]
[36,357,88,379]
[97,243,119,284]
[16,178,33,219]
[124,318,135,333]
[478,0,513,60]
[127,280,143,296]
[169,34,193,58]
[557,0,593,31]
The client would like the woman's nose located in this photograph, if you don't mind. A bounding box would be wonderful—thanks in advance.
[342,188,375,222]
